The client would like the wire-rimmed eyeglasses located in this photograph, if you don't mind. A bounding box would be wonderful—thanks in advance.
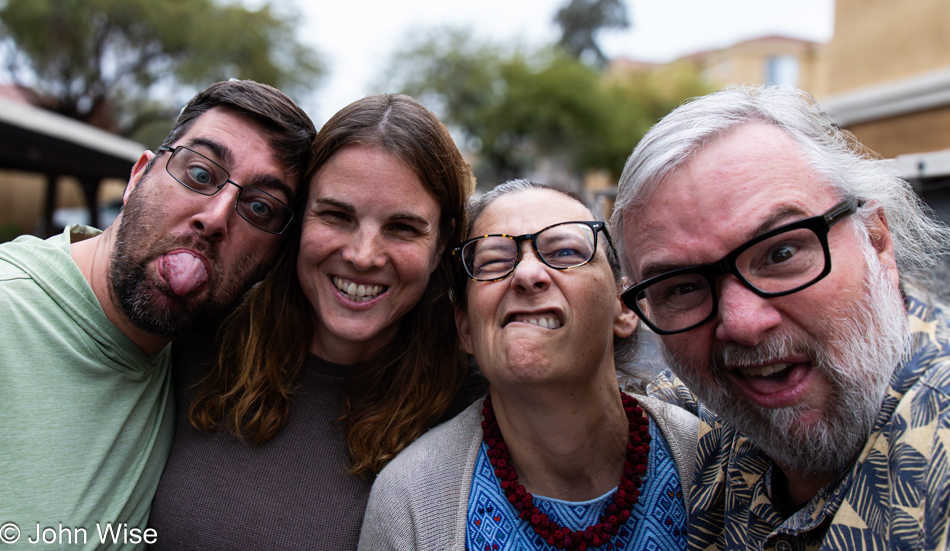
[453,220,612,282]
[621,198,861,335]
[158,145,294,234]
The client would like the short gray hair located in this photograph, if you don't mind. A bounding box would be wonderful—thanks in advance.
[611,85,950,296]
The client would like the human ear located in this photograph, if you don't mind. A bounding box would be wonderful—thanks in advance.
[455,305,474,355]
[866,206,899,288]
[613,295,639,338]
[123,151,155,206]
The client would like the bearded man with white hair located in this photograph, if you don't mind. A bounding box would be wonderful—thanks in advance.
[611,85,950,550]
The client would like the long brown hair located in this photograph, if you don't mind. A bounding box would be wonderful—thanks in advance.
[189,94,473,477]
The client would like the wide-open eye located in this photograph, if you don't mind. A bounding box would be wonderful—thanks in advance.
[242,198,274,221]
[764,243,798,265]
[185,165,215,187]
[742,228,821,280]
[172,148,225,191]
[239,187,291,229]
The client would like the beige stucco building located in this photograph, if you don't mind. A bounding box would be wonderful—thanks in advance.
[608,0,950,222]
[820,0,950,158]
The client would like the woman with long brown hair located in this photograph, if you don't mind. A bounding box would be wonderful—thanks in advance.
[149,94,475,549]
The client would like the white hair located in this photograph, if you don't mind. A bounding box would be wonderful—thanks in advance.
[611,85,950,297]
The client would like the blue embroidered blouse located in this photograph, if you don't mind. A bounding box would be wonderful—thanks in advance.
[466,420,687,550]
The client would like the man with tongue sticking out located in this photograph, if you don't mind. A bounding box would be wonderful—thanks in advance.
[612,85,950,550]
[0,79,314,548]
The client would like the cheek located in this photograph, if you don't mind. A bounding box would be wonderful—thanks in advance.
[462,286,501,343]
[661,331,713,375]
[395,240,441,282]
[298,225,336,269]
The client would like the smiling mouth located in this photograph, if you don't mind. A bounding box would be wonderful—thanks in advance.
[333,276,387,302]
[506,312,562,329]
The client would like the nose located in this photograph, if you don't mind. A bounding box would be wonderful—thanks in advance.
[341,226,385,271]
[190,184,240,243]
[714,275,783,346]
[509,243,551,293]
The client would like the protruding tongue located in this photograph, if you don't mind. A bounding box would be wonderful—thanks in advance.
[161,252,209,296]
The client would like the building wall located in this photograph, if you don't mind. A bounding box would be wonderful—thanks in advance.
[845,104,950,158]
[825,0,950,95]
[685,36,827,96]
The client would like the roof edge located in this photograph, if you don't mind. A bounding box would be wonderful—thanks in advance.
[0,94,144,162]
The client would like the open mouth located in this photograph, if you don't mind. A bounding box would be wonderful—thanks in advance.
[505,311,562,329]
[333,276,387,303]
[727,360,813,407]
[736,362,791,378]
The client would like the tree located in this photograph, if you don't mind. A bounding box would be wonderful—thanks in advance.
[554,0,630,67]
[384,29,711,188]
[0,0,323,143]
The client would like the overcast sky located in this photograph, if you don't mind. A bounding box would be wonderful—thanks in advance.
[292,0,836,124]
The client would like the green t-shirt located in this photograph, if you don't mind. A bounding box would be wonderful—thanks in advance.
[0,227,173,550]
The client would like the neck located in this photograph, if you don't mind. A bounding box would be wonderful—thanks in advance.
[70,226,170,356]
[310,323,397,365]
[771,463,837,517]
[489,379,629,501]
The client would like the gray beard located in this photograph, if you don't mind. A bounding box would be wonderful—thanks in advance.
[663,242,909,478]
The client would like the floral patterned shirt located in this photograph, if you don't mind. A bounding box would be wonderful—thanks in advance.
[648,292,950,551]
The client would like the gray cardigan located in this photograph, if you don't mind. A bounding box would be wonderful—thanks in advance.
[358,394,699,551]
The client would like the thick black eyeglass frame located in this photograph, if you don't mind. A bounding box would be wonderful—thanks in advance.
[621,197,861,335]
[157,145,294,235]
[453,220,613,282]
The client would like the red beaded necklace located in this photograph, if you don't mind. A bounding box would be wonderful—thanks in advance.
[480,390,651,551]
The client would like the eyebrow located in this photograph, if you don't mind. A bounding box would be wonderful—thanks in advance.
[389,212,433,229]
[637,205,813,282]
[185,137,233,167]
[313,197,433,227]
[312,197,355,213]
[184,137,294,202]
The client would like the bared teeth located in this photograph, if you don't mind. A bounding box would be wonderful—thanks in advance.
[511,313,561,329]
[737,362,790,377]
[333,276,386,302]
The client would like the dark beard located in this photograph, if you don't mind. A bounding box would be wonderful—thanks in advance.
[110,244,217,338]
[108,184,253,338]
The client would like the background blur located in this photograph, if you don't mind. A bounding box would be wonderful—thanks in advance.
[1,0,948,242]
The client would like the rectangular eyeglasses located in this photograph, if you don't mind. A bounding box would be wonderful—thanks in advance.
[620,198,861,335]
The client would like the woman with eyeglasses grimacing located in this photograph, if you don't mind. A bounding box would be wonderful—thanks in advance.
[148,95,479,550]
[357,180,697,551]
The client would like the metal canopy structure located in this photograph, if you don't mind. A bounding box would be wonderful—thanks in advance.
[0,94,144,234]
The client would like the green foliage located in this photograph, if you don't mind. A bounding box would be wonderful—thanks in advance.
[0,0,323,143]
[385,29,712,187]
